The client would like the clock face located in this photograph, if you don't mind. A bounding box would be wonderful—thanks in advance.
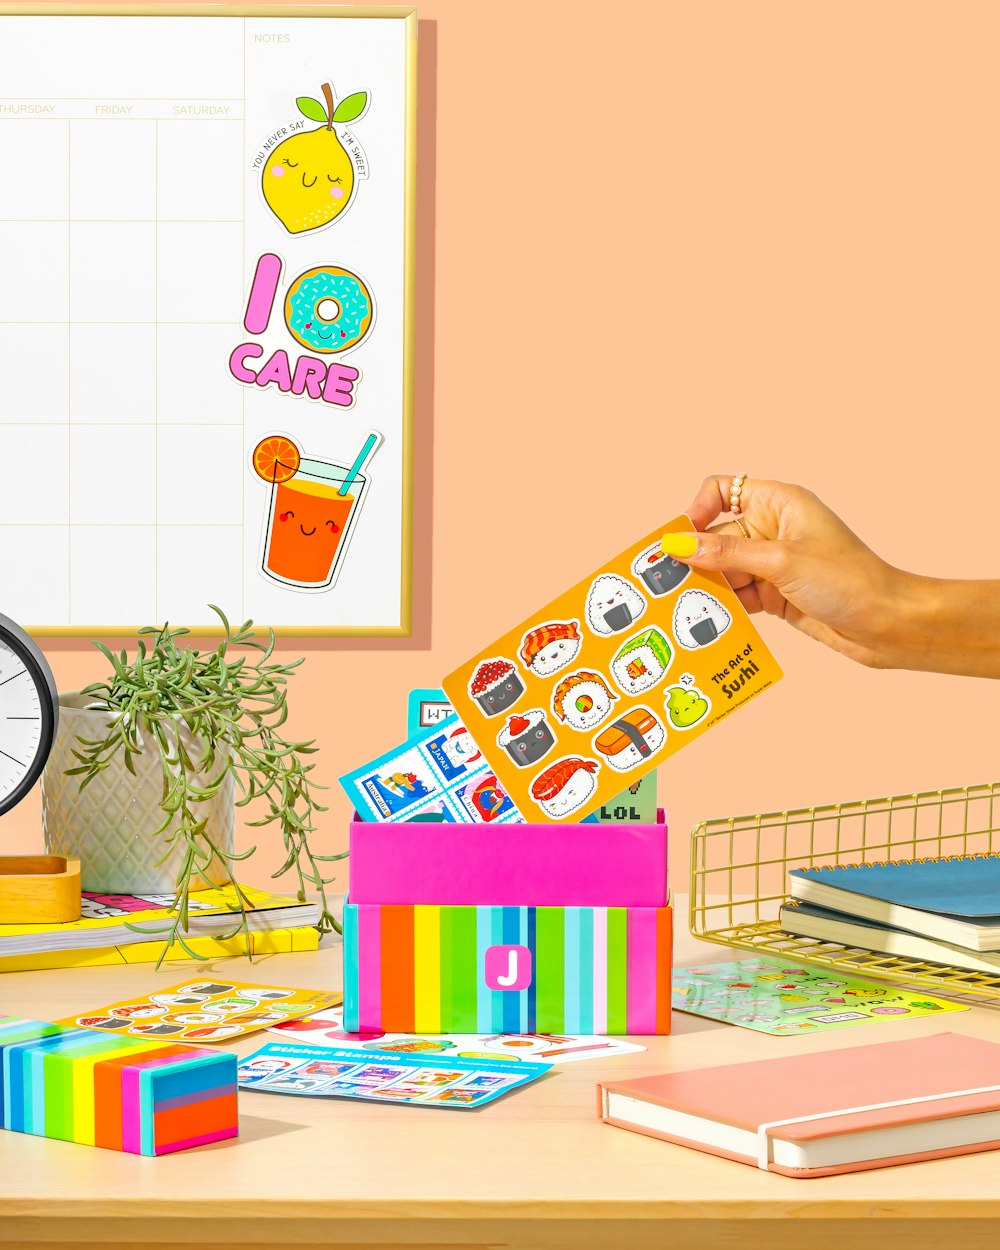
[0,641,44,807]
[0,616,58,817]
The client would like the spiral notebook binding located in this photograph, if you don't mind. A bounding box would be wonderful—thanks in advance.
[807,851,1000,871]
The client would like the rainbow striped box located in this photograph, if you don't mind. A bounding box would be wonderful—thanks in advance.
[0,1015,238,1155]
[343,902,672,1035]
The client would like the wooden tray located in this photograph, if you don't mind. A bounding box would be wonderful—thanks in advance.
[0,856,81,923]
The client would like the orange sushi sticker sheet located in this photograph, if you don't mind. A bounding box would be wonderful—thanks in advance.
[442,517,783,823]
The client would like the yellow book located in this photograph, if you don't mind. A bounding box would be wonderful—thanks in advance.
[0,925,320,974]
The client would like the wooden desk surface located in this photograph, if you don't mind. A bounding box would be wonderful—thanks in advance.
[3,901,1000,1250]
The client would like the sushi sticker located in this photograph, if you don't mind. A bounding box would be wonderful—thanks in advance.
[610,628,673,696]
[673,590,731,649]
[468,658,525,717]
[551,670,618,732]
[631,542,690,597]
[592,708,666,772]
[518,621,582,678]
[497,710,556,767]
[664,681,711,729]
[585,574,647,636]
[529,757,600,819]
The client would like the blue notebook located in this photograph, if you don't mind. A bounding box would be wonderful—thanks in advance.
[788,855,1000,951]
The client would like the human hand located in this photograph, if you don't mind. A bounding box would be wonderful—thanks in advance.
[661,476,912,668]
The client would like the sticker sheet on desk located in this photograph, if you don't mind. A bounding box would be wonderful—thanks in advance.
[60,980,340,1045]
[269,1005,646,1064]
[672,958,966,1035]
[340,714,525,824]
[442,518,783,822]
[239,1041,549,1108]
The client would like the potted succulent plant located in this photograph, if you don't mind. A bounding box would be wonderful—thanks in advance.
[41,608,341,955]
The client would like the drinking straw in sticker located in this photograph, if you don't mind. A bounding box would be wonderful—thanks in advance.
[339,431,382,496]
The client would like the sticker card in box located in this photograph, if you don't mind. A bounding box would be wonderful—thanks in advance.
[443,517,783,822]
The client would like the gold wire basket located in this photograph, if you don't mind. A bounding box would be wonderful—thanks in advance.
[689,781,1000,1002]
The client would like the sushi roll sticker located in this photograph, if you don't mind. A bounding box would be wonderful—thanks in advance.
[468,657,525,717]
[497,710,556,767]
[610,628,673,697]
[551,670,618,732]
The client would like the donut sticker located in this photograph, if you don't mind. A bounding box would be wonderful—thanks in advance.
[517,621,582,678]
[529,757,600,820]
[230,254,374,409]
[551,670,617,732]
[258,82,370,235]
[285,266,375,355]
[585,574,646,636]
[251,431,381,594]
[673,590,731,650]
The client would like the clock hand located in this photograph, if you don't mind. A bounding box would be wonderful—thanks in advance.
[0,748,26,767]
[0,671,26,688]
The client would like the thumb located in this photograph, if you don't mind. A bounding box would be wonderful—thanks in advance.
[661,530,792,584]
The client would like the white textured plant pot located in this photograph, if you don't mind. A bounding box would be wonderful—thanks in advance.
[41,691,236,894]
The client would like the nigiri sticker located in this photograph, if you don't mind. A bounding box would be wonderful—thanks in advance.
[673,589,731,649]
[518,621,582,678]
[551,670,617,732]
[585,574,647,636]
[529,757,600,820]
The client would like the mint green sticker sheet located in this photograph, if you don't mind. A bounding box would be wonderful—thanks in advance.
[672,957,966,1035]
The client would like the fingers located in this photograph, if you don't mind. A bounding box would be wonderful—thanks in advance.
[662,527,793,585]
[686,475,735,531]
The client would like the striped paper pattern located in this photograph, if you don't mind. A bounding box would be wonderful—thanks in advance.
[343,903,672,1035]
[0,1016,238,1155]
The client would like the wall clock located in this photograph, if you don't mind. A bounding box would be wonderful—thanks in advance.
[0,613,58,817]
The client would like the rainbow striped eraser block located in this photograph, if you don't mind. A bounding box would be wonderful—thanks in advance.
[343,902,672,1035]
[0,1015,238,1155]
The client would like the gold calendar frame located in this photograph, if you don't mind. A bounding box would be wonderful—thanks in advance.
[0,3,416,637]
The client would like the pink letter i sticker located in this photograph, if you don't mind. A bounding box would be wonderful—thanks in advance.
[485,945,532,992]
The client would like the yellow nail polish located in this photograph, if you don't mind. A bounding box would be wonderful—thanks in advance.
[660,532,699,558]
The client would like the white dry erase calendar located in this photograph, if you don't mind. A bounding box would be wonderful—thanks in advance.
[0,4,415,635]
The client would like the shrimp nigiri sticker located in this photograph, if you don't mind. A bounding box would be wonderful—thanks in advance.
[442,515,784,823]
[529,757,600,820]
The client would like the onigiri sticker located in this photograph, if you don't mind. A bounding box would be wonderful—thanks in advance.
[498,710,556,767]
[585,574,647,636]
[673,590,731,649]
[631,543,690,597]
[468,658,525,717]
[529,757,601,820]
[610,628,673,696]
[518,621,582,678]
[551,670,618,732]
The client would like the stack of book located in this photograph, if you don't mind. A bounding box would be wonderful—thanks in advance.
[0,884,321,973]
[779,853,1000,973]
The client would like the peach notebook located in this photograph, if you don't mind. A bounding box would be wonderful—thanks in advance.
[598,1033,1000,1177]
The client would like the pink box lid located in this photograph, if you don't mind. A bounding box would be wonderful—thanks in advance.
[348,812,667,907]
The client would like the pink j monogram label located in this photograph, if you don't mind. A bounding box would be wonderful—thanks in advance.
[484,945,532,992]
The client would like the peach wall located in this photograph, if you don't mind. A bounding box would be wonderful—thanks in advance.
[8,1,1000,897]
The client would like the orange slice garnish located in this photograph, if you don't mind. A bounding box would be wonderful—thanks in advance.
[253,435,301,484]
